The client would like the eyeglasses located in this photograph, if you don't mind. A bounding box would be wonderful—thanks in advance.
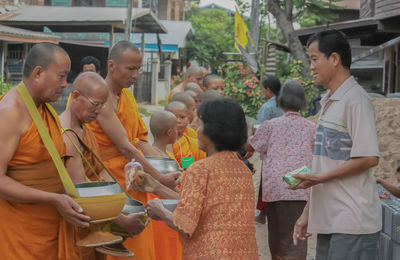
[82,95,106,109]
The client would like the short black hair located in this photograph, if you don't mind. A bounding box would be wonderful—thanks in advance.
[23,43,68,78]
[108,40,140,61]
[197,97,247,152]
[203,74,222,89]
[262,76,281,96]
[80,56,100,72]
[397,166,400,174]
[307,29,351,69]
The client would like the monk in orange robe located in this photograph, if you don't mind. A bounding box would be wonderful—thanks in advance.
[0,43,90,260]
[148,110,183,260]
[168,65,204,102]
[60,72,149,259]
[86,41,179,260]
[165,101,206,169]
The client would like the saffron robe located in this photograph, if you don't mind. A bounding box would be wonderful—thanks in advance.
[87,88,155,260]
[173,129,206,168]
[0,93,75,260]
[148,151,182,260]
[63,127,107,260]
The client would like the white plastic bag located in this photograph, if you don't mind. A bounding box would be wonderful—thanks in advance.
[124,159,144,191]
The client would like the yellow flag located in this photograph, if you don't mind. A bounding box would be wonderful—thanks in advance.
[235,8,253,52]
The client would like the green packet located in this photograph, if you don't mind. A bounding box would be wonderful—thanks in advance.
[283,166,311,186]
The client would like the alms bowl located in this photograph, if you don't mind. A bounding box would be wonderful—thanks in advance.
[162,199,178,212]
[145,157,180,174]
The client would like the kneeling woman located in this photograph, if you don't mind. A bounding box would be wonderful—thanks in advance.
[146,98,259,259]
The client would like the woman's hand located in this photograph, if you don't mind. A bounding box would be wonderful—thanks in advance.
[115,212,149,237]
[50,194,91,228]
[145,198,166,221]
[132,170,159,193]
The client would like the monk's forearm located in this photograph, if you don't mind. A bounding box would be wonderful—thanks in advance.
[119,143,165,182]
[139,141,158,157]
[0,175,57,204]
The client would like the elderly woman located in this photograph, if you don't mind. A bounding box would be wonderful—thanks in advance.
[146,98,258,259]
[245,80,315,260]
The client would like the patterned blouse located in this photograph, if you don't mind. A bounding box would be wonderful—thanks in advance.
[173,151,259,259]
[249,112,315,202]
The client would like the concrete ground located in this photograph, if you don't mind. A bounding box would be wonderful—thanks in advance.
[140,103,317,260]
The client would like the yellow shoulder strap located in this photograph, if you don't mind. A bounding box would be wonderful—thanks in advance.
[16,82,79,197]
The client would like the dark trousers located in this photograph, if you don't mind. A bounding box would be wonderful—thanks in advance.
[266,200,308,260]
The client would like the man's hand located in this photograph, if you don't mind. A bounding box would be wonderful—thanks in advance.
[145,198,166,221]
[116,212,149,237]
[379,192,391,200]
[293,210,311,246]
[290,173,325,190]
[51,194,91,228]
[160,172,181,190]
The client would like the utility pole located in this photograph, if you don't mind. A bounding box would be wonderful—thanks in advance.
[125,0,133,41]
[250,0,260,55]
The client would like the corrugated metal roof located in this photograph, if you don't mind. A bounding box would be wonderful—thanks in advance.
[0,6,167,33]
[0,24,59,43]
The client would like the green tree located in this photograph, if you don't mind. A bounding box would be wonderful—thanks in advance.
[184,7,235,69]
[0,77,13,95]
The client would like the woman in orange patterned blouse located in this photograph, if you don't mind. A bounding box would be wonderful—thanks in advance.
[146,98,259,259]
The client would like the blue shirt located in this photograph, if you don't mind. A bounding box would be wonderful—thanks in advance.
[257,96,283,123]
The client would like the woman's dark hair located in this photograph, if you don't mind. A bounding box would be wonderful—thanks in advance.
[262,76,281,96]
[307,29,351,69]
[197,97,247,152]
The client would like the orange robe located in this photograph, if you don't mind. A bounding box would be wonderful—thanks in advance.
[87,88,155,260]
[148,152,182,260]
[63,127,107,260]
[185,127,198,139]
[0,99,76,259]
[173,129,206,168]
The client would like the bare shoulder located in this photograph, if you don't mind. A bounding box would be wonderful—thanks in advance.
[0,89,31,135]
[62,130,80,155]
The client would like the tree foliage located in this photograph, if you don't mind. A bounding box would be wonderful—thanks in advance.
[184,6,235,69]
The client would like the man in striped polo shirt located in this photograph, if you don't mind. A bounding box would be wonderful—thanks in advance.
[292,29,381,260]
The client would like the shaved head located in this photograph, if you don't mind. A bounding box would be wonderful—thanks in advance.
[203,74,223,89]
[23,43,68,78]
[200,89,222,103]
[185,65,203,79]
[150,110,177,137]
[184,82,202,94]
[170,92,195,109]
[165,101,188,112]
[72,72,108,96]
[108,40,140,62]
[185,90,197,99]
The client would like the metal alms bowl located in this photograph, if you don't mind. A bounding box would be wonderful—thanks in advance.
[75,181,123,197]
[73,182,125,222]
[122,197,145,214]
[162,199,178,212]
[145,157,180,174]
